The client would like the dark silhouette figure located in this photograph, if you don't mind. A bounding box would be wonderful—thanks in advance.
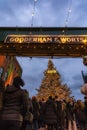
[0,76,29,130]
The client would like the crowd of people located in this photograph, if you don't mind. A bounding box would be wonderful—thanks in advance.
[0,76,87,130]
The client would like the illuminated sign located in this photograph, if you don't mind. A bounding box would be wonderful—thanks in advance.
[47,70,57,74]
[4,35,87,44]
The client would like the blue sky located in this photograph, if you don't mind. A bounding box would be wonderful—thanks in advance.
[0,0,87,100]
[17,57,86,100]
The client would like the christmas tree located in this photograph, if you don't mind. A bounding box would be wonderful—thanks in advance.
[36,59,72,101]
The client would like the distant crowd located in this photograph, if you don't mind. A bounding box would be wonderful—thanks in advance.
[0,76,87,130]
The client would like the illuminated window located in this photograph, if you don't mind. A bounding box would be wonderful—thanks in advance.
[0,67,4,78]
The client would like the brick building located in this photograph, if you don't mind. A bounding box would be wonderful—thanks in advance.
[0,56,22,87]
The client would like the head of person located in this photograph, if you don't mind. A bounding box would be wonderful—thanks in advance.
[32,96,37,101]
[48,96,52,100]
[13,76,25,88]
[54,95,58,100]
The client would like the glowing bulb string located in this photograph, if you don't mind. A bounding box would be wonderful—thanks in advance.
[65,0,72,27]
[31,0,37,27]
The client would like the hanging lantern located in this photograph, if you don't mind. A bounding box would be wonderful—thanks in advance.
[83,56,87,66]
[80,84,87,95]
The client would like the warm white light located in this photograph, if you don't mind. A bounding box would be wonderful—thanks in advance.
[47,70,57,74]
[68,8,72,13]
[32,12,34,16]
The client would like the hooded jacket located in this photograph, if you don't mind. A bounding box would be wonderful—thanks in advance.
[1,85,29,122]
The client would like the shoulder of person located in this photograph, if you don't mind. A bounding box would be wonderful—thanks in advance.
[18,88,27,96]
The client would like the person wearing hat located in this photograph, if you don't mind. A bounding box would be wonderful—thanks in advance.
[0,76,29,130]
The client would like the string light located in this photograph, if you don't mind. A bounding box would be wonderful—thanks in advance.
[65,0,72,27]
[31,0,37,27]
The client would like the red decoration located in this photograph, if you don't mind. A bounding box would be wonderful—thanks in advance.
[80,84,87,95]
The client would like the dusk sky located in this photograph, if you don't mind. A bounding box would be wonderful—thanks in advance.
[0,0,87,100]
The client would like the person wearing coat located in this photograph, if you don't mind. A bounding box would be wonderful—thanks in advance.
[44,96,58,130]
[32,96,40,130]
[0,76,29,130]
[66,99,77,130]
[75,100,87,130]
[21,90,33,130]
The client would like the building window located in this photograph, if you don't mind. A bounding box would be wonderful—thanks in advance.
[0,67,4,78]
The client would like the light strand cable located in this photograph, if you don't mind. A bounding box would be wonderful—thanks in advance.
[65,0,72,27]
[31,0,37,27]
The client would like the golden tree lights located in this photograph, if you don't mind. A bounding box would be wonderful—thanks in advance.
[36,59,72,101]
